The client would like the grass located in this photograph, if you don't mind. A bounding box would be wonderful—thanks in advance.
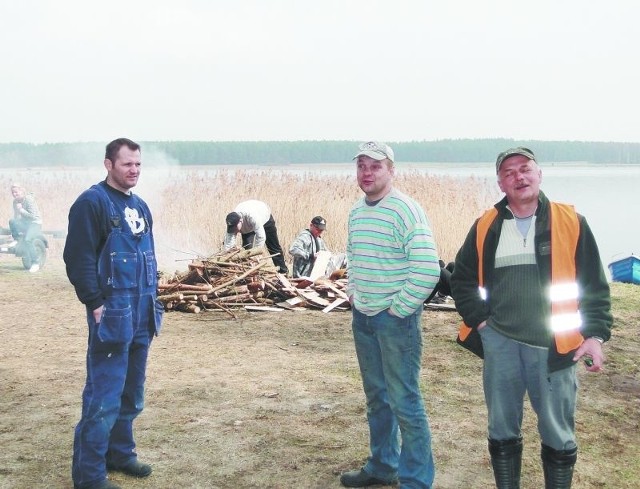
[0,248,637,488]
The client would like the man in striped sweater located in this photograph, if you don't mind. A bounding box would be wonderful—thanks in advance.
[340,142,441,489]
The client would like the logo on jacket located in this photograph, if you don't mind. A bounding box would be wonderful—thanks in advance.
[125,206,146,235]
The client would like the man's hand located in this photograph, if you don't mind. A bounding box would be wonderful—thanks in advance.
[92,305,104,324]
[573,337,605,372]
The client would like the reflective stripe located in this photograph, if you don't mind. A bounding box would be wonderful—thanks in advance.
[549,281,581,335]
[457,209,497,343]
[479,286,487,301]
[457,208,497,342]
[550,312,583,333]
[550,203,583,353]
[458,203,584,355]
[549,282,579,302]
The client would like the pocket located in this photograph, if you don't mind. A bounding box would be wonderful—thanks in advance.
[153,299,164,335]
[382,308,407,326]
[98,303,134,343]
[110,251,138,289]
[379,309,421,352]
[383,308,402,322]
[143,250,157,287]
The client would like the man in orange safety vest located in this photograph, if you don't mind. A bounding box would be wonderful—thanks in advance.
[451,147,612,489]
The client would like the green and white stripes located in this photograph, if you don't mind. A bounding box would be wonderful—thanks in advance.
[346,189,440,318]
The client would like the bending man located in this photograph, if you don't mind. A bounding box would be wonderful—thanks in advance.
[224,199,288,274]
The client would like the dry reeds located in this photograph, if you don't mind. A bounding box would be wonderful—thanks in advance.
[0,166,500,270]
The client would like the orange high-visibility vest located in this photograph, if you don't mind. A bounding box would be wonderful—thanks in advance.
[457,203,583,354]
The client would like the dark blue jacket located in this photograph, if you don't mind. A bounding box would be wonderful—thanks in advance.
[64,181,155,311]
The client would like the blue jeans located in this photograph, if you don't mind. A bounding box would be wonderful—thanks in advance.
[72,303,154,488]
[9,218,42,264]
[351,307,435,489]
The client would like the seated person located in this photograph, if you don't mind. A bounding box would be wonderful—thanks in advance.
[8,183,43,272]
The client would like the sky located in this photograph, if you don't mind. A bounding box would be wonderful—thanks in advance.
[1,0,639,144]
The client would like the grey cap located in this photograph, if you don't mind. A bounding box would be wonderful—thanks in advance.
[311,216,326,230]
[495,147,536,173]
[353,141,395,164]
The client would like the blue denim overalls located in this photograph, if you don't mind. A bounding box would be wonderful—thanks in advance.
[72,184,163,488]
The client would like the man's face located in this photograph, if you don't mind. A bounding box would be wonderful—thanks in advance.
[356,155,394,201]
[310,224,324,238]
[497,155,542,206]
[105,146,141,193]
[11,187,25,201]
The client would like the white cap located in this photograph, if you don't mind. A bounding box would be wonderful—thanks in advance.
[353,141,395,164]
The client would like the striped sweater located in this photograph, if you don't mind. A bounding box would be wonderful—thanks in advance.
[346,188,440,318]
[489,215,550,346]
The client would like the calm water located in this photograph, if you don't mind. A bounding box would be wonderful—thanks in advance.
[400,163,639,279]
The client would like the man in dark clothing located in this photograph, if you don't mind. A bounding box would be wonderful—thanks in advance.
[64,138,163,489]
[451,147,612,488]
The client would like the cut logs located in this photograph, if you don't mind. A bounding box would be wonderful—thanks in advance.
[157,247,349,314]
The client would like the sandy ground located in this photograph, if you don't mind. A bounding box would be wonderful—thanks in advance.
[1,253,638,489]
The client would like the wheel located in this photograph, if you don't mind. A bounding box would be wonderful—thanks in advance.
[21,238,47,270]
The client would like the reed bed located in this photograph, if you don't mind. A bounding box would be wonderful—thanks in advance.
[0,167,500,271]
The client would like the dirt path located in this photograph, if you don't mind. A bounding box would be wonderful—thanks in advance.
[1,256,638,488]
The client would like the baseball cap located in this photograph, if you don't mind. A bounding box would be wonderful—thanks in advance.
[353,141,395,164]
[495,147,536,173]
[311,216,326,230]
[226,212,241,232]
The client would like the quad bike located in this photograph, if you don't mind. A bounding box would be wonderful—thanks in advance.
[0,227,48,270]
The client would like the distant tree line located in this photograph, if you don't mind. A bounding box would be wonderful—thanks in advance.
[1,139,639,167]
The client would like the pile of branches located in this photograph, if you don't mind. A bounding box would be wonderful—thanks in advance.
[157,247,349,317]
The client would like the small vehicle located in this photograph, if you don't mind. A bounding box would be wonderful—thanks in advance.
[0,227,48,270]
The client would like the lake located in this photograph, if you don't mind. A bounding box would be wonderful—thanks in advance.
[404,162,639,280]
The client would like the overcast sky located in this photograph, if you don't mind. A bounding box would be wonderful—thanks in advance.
[1,0,639,144]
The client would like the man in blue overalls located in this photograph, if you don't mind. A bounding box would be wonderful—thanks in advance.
[64,138,163,489]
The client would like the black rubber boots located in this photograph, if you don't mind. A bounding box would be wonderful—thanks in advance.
[489,438,577,488]
[488,437,523,489]
[541,444,577,489]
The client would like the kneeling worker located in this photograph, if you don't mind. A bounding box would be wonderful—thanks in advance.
[289,215,329,278]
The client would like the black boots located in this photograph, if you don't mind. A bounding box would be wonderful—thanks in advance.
[541,444,577,489]
[488,437,523,489]
[489,439,577,488]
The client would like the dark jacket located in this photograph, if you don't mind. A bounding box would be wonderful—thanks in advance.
[451,191,612,372]
[64,181,155,311]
